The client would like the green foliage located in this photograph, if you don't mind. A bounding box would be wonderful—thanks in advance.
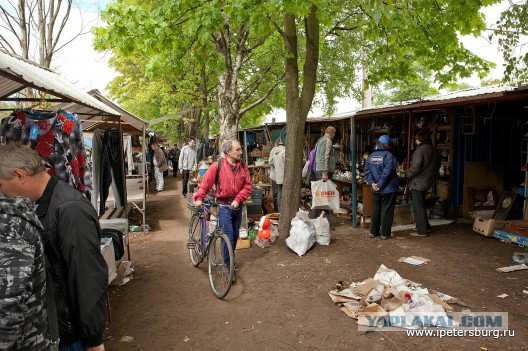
[494,1,528,84]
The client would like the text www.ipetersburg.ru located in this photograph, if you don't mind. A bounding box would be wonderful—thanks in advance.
[406,328,515,339]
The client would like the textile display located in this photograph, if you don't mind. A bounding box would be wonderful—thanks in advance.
[0,109,92,195]
[91,129,126,215]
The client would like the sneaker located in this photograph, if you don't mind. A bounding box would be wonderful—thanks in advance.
[410,232,429,237]
[368,233,380,238]
[380,236,391,240]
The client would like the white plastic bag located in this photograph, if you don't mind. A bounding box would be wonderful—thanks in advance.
[310,211,331,245]
[311,180,340,210]
[286,210,316,256]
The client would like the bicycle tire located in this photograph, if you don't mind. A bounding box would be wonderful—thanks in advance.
[207,231,234,299]
[188,213,203,267]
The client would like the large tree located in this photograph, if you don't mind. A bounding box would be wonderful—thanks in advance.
[493,0,528,84]
[94,0,284,142]
[276,0,498,234]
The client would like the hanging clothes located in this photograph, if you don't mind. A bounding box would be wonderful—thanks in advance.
[91,129,126,215]
[0,109,92,196]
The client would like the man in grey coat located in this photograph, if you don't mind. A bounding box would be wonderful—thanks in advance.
[406,129,440,237]
[179,137,197,196]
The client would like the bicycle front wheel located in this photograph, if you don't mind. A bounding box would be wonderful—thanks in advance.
[188,213,203,267]
[208,231,234,299]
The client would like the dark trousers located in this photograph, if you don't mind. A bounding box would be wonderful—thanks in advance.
[411,189,430,234]
[271,180,279,210]
[172,162,178,176]
[370,192,397,237]
[218,206,242,266]
[310,171,333,219]
[182,170,190,195]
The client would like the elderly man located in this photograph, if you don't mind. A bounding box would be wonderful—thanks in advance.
[0,143,108,351]
[193,140,252,282]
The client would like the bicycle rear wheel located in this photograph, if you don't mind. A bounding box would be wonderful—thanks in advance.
[207,231,234,299]
[188,213,203,267]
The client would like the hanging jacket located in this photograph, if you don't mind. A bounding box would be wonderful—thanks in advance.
[364,147,399,194]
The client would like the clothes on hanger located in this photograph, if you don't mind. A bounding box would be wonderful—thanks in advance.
[91,128,126,215]
[0,109,92,195]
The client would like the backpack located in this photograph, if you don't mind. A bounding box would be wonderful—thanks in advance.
[101,228,125,261]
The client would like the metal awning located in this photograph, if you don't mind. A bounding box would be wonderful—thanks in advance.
[0,50,120,117]
[60,89,147,135]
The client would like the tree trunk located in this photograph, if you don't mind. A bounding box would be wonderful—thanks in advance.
[200,62,210,141]
[278,6,320,237]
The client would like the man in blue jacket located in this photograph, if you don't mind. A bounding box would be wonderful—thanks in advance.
[364,135,399,240]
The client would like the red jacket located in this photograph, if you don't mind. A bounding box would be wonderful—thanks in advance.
[193,158,252,205]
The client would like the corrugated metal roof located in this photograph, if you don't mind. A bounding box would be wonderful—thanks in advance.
[356,85,521,115]
[0,50,120,117]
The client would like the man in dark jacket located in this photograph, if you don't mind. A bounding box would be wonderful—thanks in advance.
[0,195,51,351]
[0,143,108,351]
[364,135,399,240]
[406,129,440,237]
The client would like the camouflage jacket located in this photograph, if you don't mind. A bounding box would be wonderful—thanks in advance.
[0,196,51,351]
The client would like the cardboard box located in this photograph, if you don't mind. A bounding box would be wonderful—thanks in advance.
[235,238,251,250]
[473,216,506,237]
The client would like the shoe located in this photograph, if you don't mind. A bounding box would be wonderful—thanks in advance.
[380,236,391,240]
[234,263,239,270]
[231,270,237,283]
[368,233,380,238]
[410,232,429,237]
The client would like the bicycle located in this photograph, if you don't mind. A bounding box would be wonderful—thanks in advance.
[187,198,235,299]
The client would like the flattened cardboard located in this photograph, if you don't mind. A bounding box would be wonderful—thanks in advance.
[427,294,454,311]
[351,278,380,296]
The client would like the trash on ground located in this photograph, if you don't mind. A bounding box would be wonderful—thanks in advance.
[496,263,528,273]
[398,256,430,265]
[328,264,470,329]
[120,336,134,343]
[497,293,508,298]
[512,252,528,264]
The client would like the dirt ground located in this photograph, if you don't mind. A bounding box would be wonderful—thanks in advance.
[103,176,527,350]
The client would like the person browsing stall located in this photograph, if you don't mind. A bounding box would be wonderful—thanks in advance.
[0,143,108,351]
[364,135,399,240]
[406,129,440,237]
[193,140,252,282]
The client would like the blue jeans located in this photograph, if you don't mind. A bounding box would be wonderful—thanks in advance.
[218,206,242,266]
[60,340,83,351]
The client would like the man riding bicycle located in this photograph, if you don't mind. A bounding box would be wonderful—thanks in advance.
[193,139,252,282]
